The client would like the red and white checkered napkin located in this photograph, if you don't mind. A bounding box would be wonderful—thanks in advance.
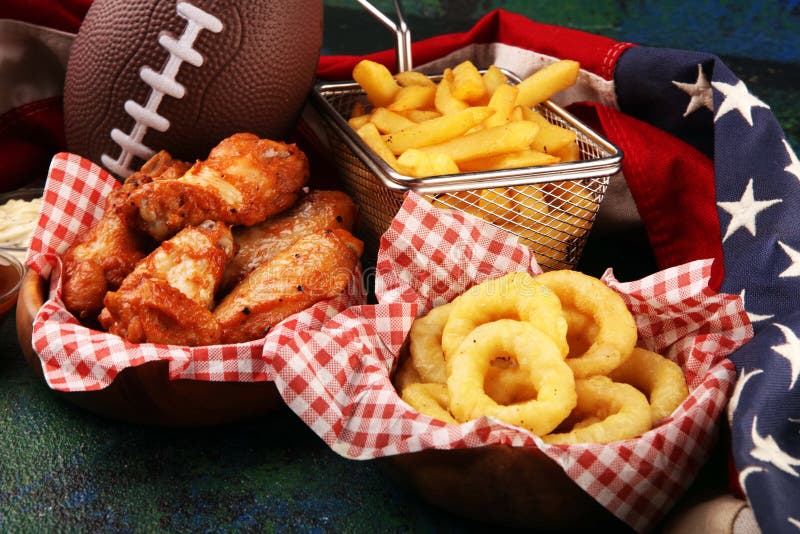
[27,152,365,392]
[267,191,754,531]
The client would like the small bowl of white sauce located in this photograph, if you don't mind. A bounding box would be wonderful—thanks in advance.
[0,187,43,264]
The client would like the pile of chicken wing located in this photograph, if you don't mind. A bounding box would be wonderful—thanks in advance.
[60,133,363,346]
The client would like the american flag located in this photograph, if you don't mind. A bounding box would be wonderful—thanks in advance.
[611,44,800,532]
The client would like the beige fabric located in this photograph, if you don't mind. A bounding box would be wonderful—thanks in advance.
[662,494,760,534]
[415,42,620,110]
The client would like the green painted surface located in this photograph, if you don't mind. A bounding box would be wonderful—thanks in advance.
[324,0,800,63]
[0,316,480,533]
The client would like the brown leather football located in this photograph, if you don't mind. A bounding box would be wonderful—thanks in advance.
[63,0,323,179]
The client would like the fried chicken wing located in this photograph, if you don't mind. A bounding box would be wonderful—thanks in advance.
[114,149,193,196]
[98,220,234,346]
[214,228,364,344]
[221,190,358,291]
[124,133,309,241]
[61,151,191,320]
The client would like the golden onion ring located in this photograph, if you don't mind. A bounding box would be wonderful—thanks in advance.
[401,382,458,424]
[441,272,568,361]
[542,376,652,445]
[408,302,453,384]
[393,353,424,392]
[562,307,599,357]
[609,347,690,424]
[447,319,576,435]
[535,270,637,378]
[484,362,539,405]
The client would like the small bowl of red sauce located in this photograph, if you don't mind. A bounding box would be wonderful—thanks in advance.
[0,250,25,323]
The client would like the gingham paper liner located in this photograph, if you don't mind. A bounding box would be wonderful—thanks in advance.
[268,191,753,531]
[27,153,365,391]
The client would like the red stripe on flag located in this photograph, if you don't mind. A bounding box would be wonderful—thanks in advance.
[583,102,725,289]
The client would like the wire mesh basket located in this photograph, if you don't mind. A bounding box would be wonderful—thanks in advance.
[311,2,623,271]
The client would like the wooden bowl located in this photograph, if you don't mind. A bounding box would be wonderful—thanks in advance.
[15,269,284,426]
[379,445,631,531]
[379,342,631,531]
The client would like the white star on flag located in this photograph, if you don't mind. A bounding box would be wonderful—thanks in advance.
[778,241,800,278]
[728,367,763,422]
[772,324,800,389]
[717,178,782,241]
[673,63,714,117]
[712,79,769,126]
[750,416,800,477]
[739,465,766,491]
[784,139,800,183]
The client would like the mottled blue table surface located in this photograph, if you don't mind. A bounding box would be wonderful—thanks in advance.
[2,2,799,532]
[0,316,476,532]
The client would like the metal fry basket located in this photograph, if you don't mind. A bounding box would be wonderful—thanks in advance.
[312,1,623,271]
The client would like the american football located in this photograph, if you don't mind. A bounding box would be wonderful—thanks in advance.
[63,0,323,179]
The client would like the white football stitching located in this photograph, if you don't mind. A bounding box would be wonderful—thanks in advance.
[101,1,223,178]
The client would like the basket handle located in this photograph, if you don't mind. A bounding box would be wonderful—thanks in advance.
[356,0,413,72]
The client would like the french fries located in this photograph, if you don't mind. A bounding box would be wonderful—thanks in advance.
[519,107,578,155]
[402,109,441,123]
[435,69,470,115]
[458,149,559,173]
[397,149,459,178]
[485,84,518,128]
[388,84,436,112]
[383,106,494,155]
[353,59,400,107]
[514,59,580,108]
[342,58,600,270]
[348,58,582,178]
[417,121,540,164]
[394,70,436,88]
[482,65,508,96]
[356,122,399,170]
[368,107,417,134]
[450,60,486,103]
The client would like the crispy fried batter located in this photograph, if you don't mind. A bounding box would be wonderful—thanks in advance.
[98,221,234,346]
[214,228,363,344]
[61,151,190,320]
[124,133,309,240]
[113,150,193,201]
[221,190,358,291]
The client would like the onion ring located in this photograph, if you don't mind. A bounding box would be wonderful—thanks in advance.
[535,270,637,378]
[484,361,539,405]
[542,376,652,445]
[562,307,599,357]
[609,347,690,424]
[401,382,458,424]
[441,272,568,361]
[393,353,424,392]
[408,302,453,384]
[447,319,576,435]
